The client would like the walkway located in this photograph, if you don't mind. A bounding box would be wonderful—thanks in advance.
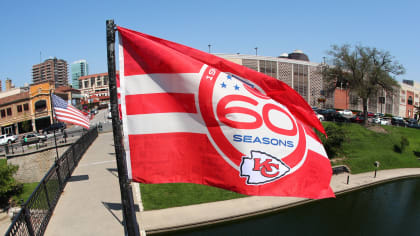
[44,132,127,236]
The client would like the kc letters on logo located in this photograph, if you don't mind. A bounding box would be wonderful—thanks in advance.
[199,66,307,185]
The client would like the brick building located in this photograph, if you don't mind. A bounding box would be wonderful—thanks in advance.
[32,58,68,88]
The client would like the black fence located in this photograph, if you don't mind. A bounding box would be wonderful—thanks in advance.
[5,128,98,236]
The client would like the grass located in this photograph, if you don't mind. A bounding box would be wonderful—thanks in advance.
[12,182,39,204]
[325,122,420,173]
[140,183,245,210]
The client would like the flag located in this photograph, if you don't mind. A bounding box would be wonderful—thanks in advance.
[117,26,334,199]
[51,94,90,129]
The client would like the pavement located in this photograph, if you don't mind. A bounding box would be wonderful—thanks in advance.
[21,131,420,235]
[44,132,126,236]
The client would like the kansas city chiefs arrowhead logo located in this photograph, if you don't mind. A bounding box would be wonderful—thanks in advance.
[240,151,290,185]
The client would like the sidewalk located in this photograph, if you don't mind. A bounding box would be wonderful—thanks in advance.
[44,132,126,236]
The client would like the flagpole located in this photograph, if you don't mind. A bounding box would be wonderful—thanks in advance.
[106,19,140,236]
[49,90,60,161]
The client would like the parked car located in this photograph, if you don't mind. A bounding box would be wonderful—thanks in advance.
[380,118,391,125]
[391,117,406,127]
[21,133,48,145]
[338,110,353,116]
[0,133,17,145]
[316,113,324,121]
[43,122,66,134]
[350,116,365,124]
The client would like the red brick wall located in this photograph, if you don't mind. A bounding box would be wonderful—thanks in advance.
[334,89,350,109]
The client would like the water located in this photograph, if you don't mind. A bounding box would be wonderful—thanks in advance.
[161,178,420,236]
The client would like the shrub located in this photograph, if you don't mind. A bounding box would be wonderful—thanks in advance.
[0,163,23,208]
[319,125,346,159]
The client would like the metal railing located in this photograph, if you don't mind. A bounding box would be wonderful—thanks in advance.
[5,127,98,236]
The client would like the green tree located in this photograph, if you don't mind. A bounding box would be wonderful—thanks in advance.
[0,163,22,207]
[324,44,404,125]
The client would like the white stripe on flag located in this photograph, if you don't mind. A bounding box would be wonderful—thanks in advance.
[126,113,207,135]
[124,73,200,95]
[307,135,328,158]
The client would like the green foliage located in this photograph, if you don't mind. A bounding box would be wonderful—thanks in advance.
[12,182,39,204]
[318,124,346,159]
[331,123,420,173]
[0,161,23,207]
[400,136,410,152]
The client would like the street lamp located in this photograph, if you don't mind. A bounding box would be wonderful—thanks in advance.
[208,44,211,53]
[254,47,258,56]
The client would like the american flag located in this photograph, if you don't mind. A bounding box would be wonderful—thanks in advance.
[51,94,90,129]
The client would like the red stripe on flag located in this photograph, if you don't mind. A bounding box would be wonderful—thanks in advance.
[125,93,197,115]
[119,28,202,75]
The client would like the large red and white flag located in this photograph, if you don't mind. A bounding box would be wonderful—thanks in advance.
[117,26,334,199]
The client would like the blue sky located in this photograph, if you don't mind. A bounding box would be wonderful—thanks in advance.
[0,0,419,88]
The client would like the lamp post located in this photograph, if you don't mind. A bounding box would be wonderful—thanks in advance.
[208,44,211,53]
[254,47,258,56]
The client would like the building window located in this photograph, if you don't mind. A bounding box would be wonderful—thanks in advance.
[7,108,12,116]
[96,79,102,87]
[90,77,95,87]
[104,76,108,86]
[84,80,89,88]
[79,81,82,89]
[23,103,29,111]
[1,110,5,118]
[408,96,413,105]
[293,64,308,101]
[17,105,22,112]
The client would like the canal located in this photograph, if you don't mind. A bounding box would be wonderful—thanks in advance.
[159,178,420,236]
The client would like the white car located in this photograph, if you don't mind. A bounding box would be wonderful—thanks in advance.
[338,110,353,116]
[380,118,391,125]
[316,113,324,121]
[0,134,17,145]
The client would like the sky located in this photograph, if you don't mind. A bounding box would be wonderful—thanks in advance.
[0,0,419,88]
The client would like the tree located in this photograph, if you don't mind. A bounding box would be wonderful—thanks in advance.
[0,163,22,208]
[324,44,405,125]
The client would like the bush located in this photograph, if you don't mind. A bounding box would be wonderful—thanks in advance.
[318,124,346,159]
[0,163,23,208]
[400,136,409,152]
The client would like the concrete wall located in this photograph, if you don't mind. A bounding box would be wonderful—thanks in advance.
[7,146,68,183]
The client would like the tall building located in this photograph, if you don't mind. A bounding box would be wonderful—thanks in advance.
[5,78,14,91]
[71,59,89,89]
[32,58,68,88]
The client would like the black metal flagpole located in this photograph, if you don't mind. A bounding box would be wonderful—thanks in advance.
[106,19,140,236]
[49,90,60,161]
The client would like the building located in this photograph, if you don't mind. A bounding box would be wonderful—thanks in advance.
[0,81,81,135]
[78,72,115,109]
[55,86,83,109]
[5,78,14,91]
[0,80,2,92]
[217,51,324,108]
[32,58,69,88]
[217,51,403,117]
[0,91,31,135]
[71,59,89,89]
[398,80,420,119]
